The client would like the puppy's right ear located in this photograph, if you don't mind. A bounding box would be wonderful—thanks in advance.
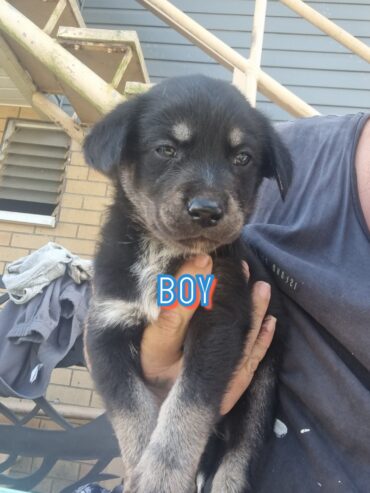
[83,100,135,176]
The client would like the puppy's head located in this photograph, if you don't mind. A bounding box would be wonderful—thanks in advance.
[84,75,292,253]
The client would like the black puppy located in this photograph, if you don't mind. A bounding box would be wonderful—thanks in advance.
[83,75,292,493]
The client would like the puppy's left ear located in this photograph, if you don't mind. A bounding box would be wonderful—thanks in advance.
[83,99,136,176]
[262,125,293,200]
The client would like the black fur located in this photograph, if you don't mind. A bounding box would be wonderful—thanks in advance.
[83,75,292,493]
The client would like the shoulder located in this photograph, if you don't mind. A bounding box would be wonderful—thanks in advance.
[354,117,370,231]
[248,113,369,225]
[274,113,369,160]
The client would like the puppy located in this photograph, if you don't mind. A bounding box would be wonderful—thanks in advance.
[83,75,292,493]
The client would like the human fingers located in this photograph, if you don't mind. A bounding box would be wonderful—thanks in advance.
[220,314,276,415]
[141,254,213,377]
[241,260,250,280]
[219,280,274,415]
[243,281,272,356]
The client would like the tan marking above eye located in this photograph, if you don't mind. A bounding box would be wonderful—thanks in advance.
[229,128,244,147]
[172,122,192,142]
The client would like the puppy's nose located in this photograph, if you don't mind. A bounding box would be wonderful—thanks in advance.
[187,198,223,227]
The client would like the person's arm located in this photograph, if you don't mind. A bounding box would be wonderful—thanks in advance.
[355,118,370,230]
[141,254,276,414]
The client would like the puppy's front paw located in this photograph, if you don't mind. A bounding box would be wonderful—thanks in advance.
[210,454,248,493]
[128,450,195,493]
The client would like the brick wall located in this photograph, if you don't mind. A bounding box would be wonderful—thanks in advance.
[0,105,113,265]
[0,105,111,410]
[0,105,118,491]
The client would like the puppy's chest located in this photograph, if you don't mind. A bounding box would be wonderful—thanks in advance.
[94,241,242,330]
[134,253,247,322]
[129,242,181,324]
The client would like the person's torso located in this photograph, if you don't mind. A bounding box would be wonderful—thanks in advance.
[243,113,370,493]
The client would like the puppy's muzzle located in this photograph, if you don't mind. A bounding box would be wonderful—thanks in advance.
[187,197,224,228]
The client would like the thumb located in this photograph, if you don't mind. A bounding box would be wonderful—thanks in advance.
[142,254,213,368]
[158,254,213,330]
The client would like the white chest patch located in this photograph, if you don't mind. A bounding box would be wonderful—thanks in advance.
[94,237,176,330]
[92,298,145,329]
[131,237,175,322]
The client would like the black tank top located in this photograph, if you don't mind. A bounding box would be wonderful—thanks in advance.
[243,113,370,493]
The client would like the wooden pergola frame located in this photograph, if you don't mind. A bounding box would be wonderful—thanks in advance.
[0,0,368,144]
[0,34,87,143]
[138,0,370,115]
[0,0,126,143]
[0,0,368,423]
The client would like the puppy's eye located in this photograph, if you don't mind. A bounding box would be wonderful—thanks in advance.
[233,152,251,166]
[156,145,177,158]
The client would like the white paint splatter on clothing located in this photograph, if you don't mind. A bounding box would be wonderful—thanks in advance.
[273,418,288,438]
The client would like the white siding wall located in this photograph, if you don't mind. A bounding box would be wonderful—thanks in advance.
[82,0,370,121]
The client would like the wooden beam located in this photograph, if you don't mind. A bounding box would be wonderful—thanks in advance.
[232,68,247,95]
[139,0,251,73]
[111,46,133,89]
[67,0,86,28]
[245,0,267,106]
[124,81,152,97]
[258,70,315,118]
[0,34,37,102]
[281,0,370,64]
[0,33,85,143]
[138,0,318,117]
[0,0,125,116]
[32,92,86,144]
[57,26,144,45]
[43,0,67,36]
[57,26,150,83]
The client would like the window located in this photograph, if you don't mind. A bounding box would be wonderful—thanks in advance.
[0,119,70,227]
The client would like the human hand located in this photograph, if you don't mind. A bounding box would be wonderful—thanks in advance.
[140,257,276,412]
[219,261,276,415]
[141,254,213,400]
